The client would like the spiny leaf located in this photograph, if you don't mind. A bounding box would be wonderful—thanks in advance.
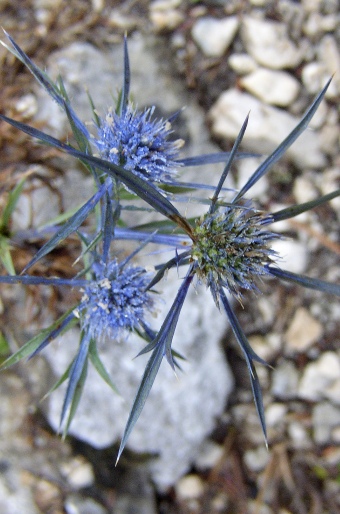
[120,35,130,116]
[0,308,77,369]
[21,179,110,273]
[219,288,268,445]
[210,114,249,213]
[88,338,119,394]
[176,151,260,166]
[269,188,340,223]
[0,275,88,287]
[116,271,194,463]
[116,341,164,465]
[2,30,89,139]
[59,331,91,434]
[267,266,340,297]
[62,359,88,438]
[233,78,332,203]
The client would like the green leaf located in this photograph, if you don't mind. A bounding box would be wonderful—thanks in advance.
[0,176,26,231]
[41,361,72,401]
[0,236,15,275]
[88,338,119,394]
[0,331,10,357]
[0,308,77,369]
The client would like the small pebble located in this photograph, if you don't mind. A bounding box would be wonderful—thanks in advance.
[195,440,224,470]
[244,446,270,472]
[228,53,258,75]
[265,403,287,427]
[64,495,106,514]
[175,474,205,500]
[15,94,38,118]
[209,89,325,169]
[60,456,94,489]
[271,239,309,274]
[271,360,299,399]
[312,402,340,444]
[191,16,239,57]
[240,68,300,107]
[241,16,304,69]
[298,352,340,402]
[284,307,323,353]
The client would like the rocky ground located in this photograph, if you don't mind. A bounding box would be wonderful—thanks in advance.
[0,1,339,513]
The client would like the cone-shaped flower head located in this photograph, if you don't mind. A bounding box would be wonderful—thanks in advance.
[94,105,183,183]
[191,203,280,300]
[79,260,154,340]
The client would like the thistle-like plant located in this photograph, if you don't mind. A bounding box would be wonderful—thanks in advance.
[0,32,339,464]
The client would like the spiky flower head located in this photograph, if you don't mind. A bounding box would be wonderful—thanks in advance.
[78,260,154,340]
[191,203,280,300]
[94,105,183,183]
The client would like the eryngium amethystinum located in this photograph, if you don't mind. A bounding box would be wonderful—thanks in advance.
[95,105,183,183]
[78,260,154,340]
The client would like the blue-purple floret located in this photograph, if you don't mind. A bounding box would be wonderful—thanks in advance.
[94,105,183,183]
[78,260,153,340]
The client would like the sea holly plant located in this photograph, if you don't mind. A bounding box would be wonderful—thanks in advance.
[0,33,339,463]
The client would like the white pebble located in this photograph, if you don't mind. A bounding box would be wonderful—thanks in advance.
[240,68,300,106]
[293,176,318,204]
[298,352,340,402]
[191,16,239,57]
[60,457,94,489]
[228,53,258,75]
[312,402,340,444]
[271,361,299,399]
[241,16,304,69]
[271,239,309,274]
[15,94,38,118]
[265,403,287,427]
[195,440,224,470]
[244,446,270,472]
[175,474,205,500]
[284,307,323,353]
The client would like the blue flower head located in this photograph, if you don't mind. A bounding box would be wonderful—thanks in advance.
[94,105,184,183]
[191,203,281,300]
[79,260,154,340]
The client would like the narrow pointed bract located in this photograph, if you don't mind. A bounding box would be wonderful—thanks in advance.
[219,288,268,444]
[116,270,194,463]
[233,78,332,203]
